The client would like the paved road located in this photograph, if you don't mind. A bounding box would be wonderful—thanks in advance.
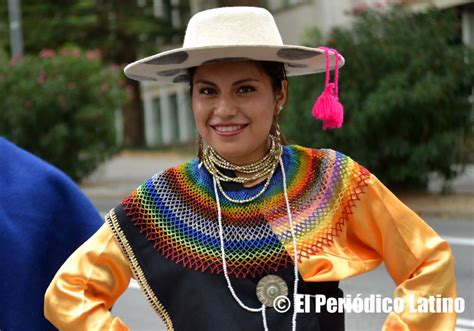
[81,151,474,330]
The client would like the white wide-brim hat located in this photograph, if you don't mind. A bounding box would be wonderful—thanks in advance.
[124,6,344,84]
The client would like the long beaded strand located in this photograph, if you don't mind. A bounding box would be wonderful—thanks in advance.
[212,146,298,331]
[280,156,299,331]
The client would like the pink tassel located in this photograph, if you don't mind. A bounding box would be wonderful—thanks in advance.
[311,47,344,130]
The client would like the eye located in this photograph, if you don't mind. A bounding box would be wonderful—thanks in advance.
[237,85,256,94]
[199,87,217,95]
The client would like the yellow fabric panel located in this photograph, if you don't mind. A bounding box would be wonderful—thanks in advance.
[44,223,132,330]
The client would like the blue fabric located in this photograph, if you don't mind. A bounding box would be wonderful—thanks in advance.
[0,137,103,331]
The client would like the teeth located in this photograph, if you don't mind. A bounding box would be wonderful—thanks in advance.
[214,125,245,132]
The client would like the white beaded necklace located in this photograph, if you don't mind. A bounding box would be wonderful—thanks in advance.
[212,151,299,331]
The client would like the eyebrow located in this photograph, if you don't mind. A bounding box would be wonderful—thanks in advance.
[194,78,259,86]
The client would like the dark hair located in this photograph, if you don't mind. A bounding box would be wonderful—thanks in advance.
[259,61,288,96]
[189,61,289,160]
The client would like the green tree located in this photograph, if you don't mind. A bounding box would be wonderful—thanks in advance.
[0,48,127,181]
[283,7,473,189]
[0,1,186,62]
[0,0,189,146]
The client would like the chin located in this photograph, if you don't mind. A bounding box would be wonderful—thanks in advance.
[216,145,243,158]
[213,143,248,162]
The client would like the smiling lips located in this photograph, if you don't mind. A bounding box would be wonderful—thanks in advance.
[212,124,248,136]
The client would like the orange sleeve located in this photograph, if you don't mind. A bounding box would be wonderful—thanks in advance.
[350,175,457,331]
[44,223,132,331]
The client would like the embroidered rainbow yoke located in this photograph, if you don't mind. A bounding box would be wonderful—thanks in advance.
[122,145,371,278]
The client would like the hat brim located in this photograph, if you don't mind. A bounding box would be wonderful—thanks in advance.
[124,45,344,84]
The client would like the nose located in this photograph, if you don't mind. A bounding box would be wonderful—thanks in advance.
[214,94,238,117]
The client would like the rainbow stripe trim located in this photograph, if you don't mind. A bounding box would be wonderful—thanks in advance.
[122,145,371,278]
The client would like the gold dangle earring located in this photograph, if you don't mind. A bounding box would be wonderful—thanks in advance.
[274,105,283,144]
[275,122,282,144]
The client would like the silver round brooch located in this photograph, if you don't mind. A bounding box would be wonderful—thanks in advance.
[256,275,289,307]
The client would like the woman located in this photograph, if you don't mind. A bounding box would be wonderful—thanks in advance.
[44,6,456,331]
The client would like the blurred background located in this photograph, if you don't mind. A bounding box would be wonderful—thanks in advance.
[1,0,473,330]
[1,0,473,188]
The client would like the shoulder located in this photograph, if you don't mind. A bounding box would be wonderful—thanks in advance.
[122,157,199,200]
[283,145,374,195]
[0,137,64,182]
[285,144,370,173]
[0,137,97,206]
[149,157,199,183]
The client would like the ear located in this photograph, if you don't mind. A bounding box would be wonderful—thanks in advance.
[274,80,288,115]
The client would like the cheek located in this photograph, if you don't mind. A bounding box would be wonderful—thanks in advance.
[250,102,275,132]
[192,100,209,128]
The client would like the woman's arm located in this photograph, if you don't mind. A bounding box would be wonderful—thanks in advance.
[350,175,457,330]
[44,223,133,330]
